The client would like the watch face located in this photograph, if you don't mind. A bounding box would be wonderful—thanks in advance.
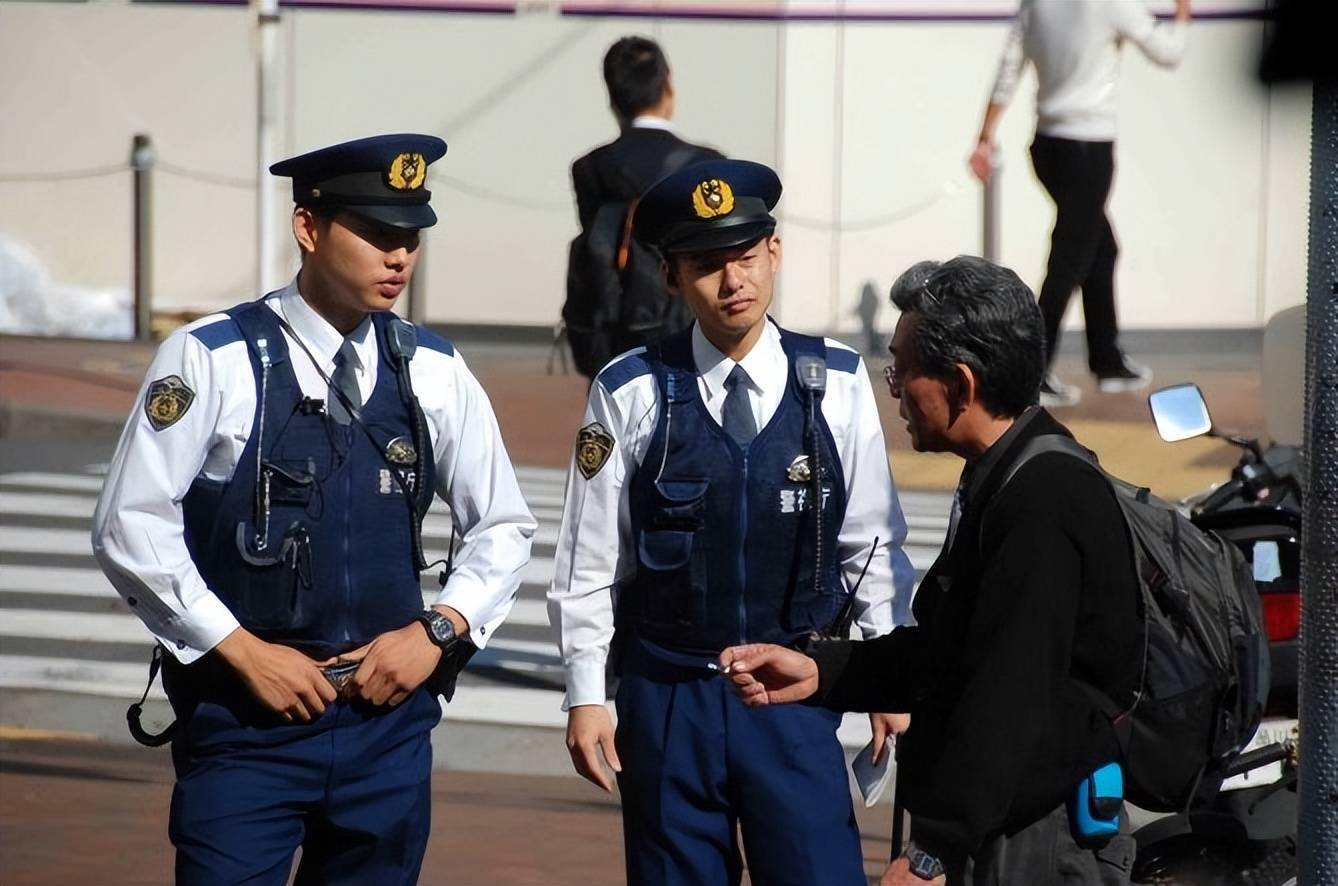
[908,847,943,880]
[423,612,454,644]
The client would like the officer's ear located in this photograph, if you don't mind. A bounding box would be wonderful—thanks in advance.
[662,255,681,295]
[293,206,321,257]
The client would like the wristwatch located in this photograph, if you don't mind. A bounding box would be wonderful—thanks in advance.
[906,841,946,881]
[417,609,458,652]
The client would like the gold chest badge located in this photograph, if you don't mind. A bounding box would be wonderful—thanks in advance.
[691,178,735,219]
[385,435,417,466]
[786,454,812,483]
[386,152,427,191]
[144,375,195,431]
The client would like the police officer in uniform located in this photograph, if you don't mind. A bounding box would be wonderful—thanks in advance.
[92,134,536,884]
[547,159,917,885]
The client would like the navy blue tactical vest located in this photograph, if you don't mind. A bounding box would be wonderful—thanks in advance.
[182,299,438,659]
[621,326,849,652]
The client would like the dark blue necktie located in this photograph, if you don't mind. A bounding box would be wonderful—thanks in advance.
[722,364,757,447]
[328,339,361,425]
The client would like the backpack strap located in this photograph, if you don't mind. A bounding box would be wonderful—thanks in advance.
[978,434,1096,555]
[610,143,703,271]
[996,434,1097,488]
[987,434,1146,755]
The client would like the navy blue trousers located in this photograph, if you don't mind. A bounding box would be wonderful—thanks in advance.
[167,687,440,885]
[614,641,866,886]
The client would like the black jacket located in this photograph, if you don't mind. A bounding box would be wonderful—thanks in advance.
[571,126,722,231]
[808,409,1142,862]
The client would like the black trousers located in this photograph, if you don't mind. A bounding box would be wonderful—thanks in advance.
[933,804,1135,886]
[1029,134,1125,375]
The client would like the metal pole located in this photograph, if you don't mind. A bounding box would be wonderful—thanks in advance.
[255,0,280,295]
[982,155,1001,263]
[130,133,155,342]
[1298,74,1338,886]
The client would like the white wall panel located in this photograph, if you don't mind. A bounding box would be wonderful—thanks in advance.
[0,2,1312,334]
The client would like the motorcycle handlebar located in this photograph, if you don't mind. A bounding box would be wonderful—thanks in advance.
[1221,742,1291,780]
[1195,479,1246,515]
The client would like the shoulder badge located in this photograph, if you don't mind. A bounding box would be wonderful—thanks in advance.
[144,375,195,431]
[575,422,615,480]
[691,177,735,219]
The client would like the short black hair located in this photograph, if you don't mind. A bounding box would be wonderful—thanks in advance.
[603,37,670,120]
[888,255,1044,418]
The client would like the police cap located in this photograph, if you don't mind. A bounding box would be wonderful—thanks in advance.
[634,159,782,255]
[269,133,448,229]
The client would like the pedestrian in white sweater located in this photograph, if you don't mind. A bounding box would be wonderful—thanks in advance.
[970,0,1191,407]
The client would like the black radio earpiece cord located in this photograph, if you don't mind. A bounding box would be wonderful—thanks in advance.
[270,311,454,580]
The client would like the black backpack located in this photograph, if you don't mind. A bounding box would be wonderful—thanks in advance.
[999,435,1270,812]
[563,149,697,378]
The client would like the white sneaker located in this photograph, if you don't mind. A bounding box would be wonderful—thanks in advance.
[1039,373,1082,407]
[1096,359,1154,394]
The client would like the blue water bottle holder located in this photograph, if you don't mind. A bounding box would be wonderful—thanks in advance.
[1069,761,1123,846]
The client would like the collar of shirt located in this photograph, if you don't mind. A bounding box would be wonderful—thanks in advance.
[273,278,375,375]
[630,115,676,133]
[691,320,786,422]
[958,404,1043,509]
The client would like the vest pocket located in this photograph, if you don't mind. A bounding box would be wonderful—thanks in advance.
[635,479,710,630]
[232,520,314,632]
[639,529,694,570]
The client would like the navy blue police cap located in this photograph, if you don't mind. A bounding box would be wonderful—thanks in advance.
[269,134,448,229]
[634,159,782,254]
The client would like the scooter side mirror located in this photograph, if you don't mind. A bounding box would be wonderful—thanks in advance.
[1149,384,1213,442]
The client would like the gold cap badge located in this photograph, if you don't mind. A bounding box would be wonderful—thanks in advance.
[691,178,735,219]
[386,152,427,191]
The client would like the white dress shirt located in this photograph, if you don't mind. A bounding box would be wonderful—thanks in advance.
[92,279,536,663]
[629,114,677,133]
[990,0,1188,142]
[548,321,917,709]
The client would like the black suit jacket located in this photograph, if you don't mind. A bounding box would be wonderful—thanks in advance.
[808,409,1143,862]
[571,126,723,231]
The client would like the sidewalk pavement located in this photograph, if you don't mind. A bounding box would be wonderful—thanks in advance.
[0,732,899,885]
[0,329,1267,499]
[0,328,1272,884]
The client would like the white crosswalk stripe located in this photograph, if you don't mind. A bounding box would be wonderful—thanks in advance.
[0,466,951,726]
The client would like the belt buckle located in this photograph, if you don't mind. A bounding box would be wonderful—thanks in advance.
[321,661,360,696]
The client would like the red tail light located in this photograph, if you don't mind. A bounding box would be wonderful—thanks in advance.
[1261,592,1300,642]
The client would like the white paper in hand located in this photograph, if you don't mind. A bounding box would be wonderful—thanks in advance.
[850,739,894,807]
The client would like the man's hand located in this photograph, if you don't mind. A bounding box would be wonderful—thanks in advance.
[337,607,467,707]
[869,712,911,765]
[215,627,337,722]
[1175,0,1191,23]
[881,856,945,886]
[718,643,819,706]
[968,140,995,182]
[566,704,622,793]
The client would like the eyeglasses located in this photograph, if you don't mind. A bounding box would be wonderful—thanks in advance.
[882,356,924,392]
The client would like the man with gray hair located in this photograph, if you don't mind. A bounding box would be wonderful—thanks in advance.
[719,256,1144,885]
